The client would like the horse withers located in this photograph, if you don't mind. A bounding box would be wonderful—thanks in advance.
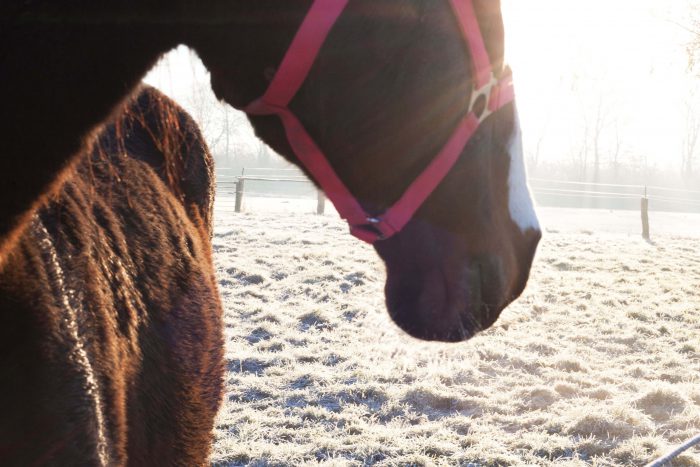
[0,86,223,466]
[3,0,540,345]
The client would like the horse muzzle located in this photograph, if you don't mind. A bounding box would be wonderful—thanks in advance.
[379,227,541,343]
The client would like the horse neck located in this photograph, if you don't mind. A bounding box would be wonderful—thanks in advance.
[1,0,273,261]
[0,16,180,261]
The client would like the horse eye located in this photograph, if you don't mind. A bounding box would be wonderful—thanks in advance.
[263,67,276,82]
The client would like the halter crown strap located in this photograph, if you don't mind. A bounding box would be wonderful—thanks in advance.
[450,0,493,88]
[260,1,349,107]
[245,0,367,227]
[242,0,515,244]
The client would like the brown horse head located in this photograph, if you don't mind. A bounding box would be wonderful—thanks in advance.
[3,0,539,343]
[192,0,541,341]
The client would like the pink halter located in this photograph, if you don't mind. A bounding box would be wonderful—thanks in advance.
[242,0,515,243]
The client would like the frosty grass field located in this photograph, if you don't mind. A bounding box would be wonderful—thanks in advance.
[209,197,700,466]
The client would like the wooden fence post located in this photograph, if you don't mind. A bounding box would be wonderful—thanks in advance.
[316,189,326,215]
[235,178,245,213]
[641,186,649,240]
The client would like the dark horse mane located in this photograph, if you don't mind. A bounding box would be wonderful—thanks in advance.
[0,85,223,465]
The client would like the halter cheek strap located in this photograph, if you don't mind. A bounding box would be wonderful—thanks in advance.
[241,0,515,244]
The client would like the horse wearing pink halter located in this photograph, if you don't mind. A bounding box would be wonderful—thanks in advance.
[241,0,515,243]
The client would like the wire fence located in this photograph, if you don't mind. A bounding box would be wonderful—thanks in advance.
[216,167,325,214]
[529,178,700,213]
[214,169,700,224]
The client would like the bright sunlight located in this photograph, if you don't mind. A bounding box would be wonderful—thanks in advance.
[503,0,695,171]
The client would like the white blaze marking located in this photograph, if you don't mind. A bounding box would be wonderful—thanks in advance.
[507,108,540,232]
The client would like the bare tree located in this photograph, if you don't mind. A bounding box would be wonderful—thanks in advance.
[254,140,271,167]
[143,47,267,168]
[684,7,700,179]
[589,93,608,184]
[682,99,700,179]
[525,110,551,176]
[578,83,620,184]
[687,2,700,74]
[567,121,588,181]
[609,118,627,179]
[179,51,252,165]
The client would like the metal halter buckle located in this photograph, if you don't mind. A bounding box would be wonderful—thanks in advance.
[241,0,507,244]
[363,217,386,240]
[468,73,498,125]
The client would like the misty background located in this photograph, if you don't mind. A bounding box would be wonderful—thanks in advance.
[144,0,700,213]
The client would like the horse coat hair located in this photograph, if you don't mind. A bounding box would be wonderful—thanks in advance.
[0,86,224,466]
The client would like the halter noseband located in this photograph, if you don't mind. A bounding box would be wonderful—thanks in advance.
[240,0,515,243]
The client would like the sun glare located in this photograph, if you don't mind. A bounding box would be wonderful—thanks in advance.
[502,0,696,170]
[144,1,699,178]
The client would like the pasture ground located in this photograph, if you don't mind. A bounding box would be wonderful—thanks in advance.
[210,203,700,466]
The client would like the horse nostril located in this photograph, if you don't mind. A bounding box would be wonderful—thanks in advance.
[467,256,508,327]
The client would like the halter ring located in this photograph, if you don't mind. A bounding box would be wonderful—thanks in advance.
[240,1,515,243]
[469,72,498,125]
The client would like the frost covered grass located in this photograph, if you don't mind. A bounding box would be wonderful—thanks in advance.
[209,203,700,466]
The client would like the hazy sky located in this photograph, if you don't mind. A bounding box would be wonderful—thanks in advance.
[144,1,698,171]
[503,0,696,170]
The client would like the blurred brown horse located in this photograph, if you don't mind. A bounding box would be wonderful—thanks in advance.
[0,86,223,465]
[2,0,540,464]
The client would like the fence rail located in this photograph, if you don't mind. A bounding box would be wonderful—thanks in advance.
[216,169,700,239]
[216,168,326,214]
[529,178,700,238]
[530,178,700,195]
[530,179,699,207]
